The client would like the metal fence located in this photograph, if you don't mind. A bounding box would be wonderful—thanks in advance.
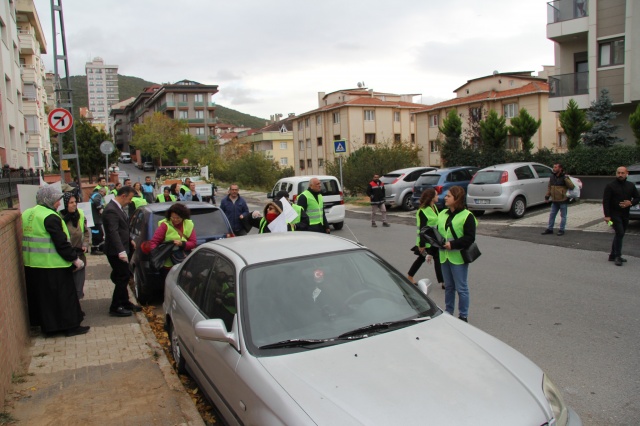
[0,166,43,210]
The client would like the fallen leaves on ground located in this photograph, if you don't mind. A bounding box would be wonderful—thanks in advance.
[141,306,218,425]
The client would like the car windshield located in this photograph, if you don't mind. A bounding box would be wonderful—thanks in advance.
[298,179,340,196]
[242,250,438,355]
[416,174,441,186]
[151,209,229,238]
[472,170,504,184]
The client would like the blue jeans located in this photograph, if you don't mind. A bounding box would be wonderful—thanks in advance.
[441,261,469,318]
[547,202,568,231]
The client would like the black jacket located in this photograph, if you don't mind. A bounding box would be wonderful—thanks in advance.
[102,200,132,256]
[366,180,385,204]
[603,178,640,218]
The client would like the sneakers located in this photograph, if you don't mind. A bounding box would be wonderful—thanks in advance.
[458,316,468,323]
[614,257,623,266]
[557,230,565,236]
[371,222,377,227]
[541,229,553,235]
[608,256,626,262]
[382,222,390,227]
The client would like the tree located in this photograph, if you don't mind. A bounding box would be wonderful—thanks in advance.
[61,118,114,180]
[463,105,485,148]
[629,103,640,146]
[479,109,508,152]
[582,89,622,147]
[559,99,591,150]
[508,108,541,155]
[439,109,463,165]
[132,113,199,165]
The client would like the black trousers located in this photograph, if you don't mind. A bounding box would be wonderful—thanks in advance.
[610,215,629,258]
[107,255,132,311]
[408,246,444,283]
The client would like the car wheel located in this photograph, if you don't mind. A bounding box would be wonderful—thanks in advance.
[133,267,150,305]
[470,210,485,217]
[332,221,344,230]
[402,193,414,211]
[169,322,187,374]
[509,196,526,218]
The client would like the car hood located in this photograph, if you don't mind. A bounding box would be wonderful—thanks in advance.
[257,315,551,425]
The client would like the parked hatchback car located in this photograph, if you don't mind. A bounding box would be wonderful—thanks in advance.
[163,233,581,426]
[466,162,553,218]
[143,162,155,171]
[267,175,345,230]
[627,163,640,220]
[129,202,234,303]
[381,167,437,210]
[412,166,479,209]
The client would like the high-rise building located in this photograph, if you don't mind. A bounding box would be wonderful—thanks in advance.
[546,0,639,142]
[85,57,119,129]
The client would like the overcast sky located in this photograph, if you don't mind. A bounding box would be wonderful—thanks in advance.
[33,0,555,119]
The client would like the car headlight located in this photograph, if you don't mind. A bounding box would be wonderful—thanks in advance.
[543,374,568,426]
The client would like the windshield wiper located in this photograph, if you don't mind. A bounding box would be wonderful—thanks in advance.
[259,338,331,350]
[338,317,431,339]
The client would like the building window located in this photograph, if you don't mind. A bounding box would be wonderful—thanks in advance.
[394,111,400,122]
[195,110,204,119]
[280,142,287,150]
[305,118,309,127]
[316,116,322,125]
[430,140,439,152]
[394,134,401,143]
[599,38,624,67]
[558,132,567,149]
[364,110,375,121]
[333,112,340,124]
[318,159,324,167]
[334,134,341,141]
[410,115,414,122]
[298,121,303,131]
[470,107,482,120]
[194,94,204,102]
[25,115,40,133]
[429,114,439,127]
[411,133,415,143]
[317,137,323,146]
[306,138,311,148]
[196,127,205,135]
[178,111,188,119]
[299,140,304,150]
[365,133,376,145]
[299,160,305,170]
[506,135,518,150]
[307,159,312,168]
[280,157,288,166]
[504,103,517,119]
[180,94,188,102]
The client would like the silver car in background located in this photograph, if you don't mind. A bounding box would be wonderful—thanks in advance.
[466,162,553,218]
[628,163,640,220]
[163,233,581,426]
[381,166,437,210]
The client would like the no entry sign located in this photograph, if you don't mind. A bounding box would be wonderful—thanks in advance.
[48,108,73,133]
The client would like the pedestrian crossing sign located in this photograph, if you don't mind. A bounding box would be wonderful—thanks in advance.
[334,140,347,154]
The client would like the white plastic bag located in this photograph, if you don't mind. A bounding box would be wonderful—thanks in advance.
[566,176,582,199]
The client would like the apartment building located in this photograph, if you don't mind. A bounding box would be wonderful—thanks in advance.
[237,114,295,169]
[414,71,559,167]
[546,0,639,142]
[85,57,119,129]
[292,88,424,175]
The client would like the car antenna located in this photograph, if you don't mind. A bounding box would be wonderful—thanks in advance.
[344,222,360,244]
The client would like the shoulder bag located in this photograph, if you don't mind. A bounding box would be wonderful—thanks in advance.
[150,242,175,270]
[450,223,481,264]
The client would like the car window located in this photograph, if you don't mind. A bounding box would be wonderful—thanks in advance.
[532,165,552,178]
[448,170,467,182]
[627,174,640,184]
[152,208,230,237]
[380,174,401,184]
[416,174,441,186]
[177,249,217,306]
[514,166,535,180]
[472,170,503,184]
[130,211,145,238]
[200,256,236,329]
[298,179,340,196]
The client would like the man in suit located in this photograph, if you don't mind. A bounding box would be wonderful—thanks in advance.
[103,186,141,316]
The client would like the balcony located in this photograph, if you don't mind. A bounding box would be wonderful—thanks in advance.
[548,72,590,111]
[21,65,37,84]
[547,0,588,41]
[187,119,205,124]
[18,31,37,55]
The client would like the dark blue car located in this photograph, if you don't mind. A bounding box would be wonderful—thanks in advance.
[128,202,235,303]
[411,167,479,209]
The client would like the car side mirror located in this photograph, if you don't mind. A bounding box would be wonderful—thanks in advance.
[417,278,432,296]
[195,318,238,350]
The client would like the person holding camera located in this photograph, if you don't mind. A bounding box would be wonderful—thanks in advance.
[541,163,575,236]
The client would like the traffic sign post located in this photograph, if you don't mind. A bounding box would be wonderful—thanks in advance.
[100,141,115,181]
[333,140,347,190]
[48,108,73,133]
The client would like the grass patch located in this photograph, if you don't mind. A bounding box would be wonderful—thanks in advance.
[0,411,17,424]
[11,372,33,384]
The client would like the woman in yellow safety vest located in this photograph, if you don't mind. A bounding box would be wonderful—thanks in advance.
[156,187,177,203]
[60,192,90,300]
[22,186,89,337]
[249,200,295,233]
[437,186,477,323]
[128,182,148,215]
[149,203,197,280]
[407,188,444,288]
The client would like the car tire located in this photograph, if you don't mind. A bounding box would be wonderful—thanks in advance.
[332,221,344,230]
[133,267,150,305]
[170,321,187,375]
[470,210,485,217]
[509,196,526,219]
[402,193,414,211]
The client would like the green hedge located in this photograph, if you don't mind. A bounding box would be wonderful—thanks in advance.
[444,145,640,175]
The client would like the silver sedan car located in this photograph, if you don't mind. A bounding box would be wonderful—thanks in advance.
[163,233,581,426]
[466,162,553,218]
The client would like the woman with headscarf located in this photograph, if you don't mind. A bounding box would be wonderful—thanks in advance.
[60,192,91,300]
[22,186,89,337]
[249,200,295,233]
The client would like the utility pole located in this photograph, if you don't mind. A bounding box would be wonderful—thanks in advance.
[49,0,82,190]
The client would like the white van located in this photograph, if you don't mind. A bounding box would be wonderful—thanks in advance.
[268,175,345,230]
[119,152,131,163]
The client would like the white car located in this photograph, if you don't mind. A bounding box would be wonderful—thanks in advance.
[163,233,581,426]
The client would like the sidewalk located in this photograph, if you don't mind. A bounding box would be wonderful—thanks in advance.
[5,256,204,426]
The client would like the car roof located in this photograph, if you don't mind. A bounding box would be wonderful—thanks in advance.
[627,163,640,172]
[276,175,338,183]
[385,166,435,175]
[139,201,219,213]
[422,166,477,175]
[477,162,545,171]
[201,233,363,266]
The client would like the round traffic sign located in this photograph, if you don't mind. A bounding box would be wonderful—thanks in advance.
[48,108,74,133]
[100,141,115,155]
[182,158,189,165]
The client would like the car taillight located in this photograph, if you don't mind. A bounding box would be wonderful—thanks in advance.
[391,174,405,185]
[339,191,344,205]
[140,241,152,255]
[499,171,509,184]
[227,233,235,238]
[434,186,443,194]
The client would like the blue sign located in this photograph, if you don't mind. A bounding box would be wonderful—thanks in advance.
[334,140,347,154]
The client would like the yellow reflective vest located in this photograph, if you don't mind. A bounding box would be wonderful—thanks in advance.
[437,209,477,265]
[416,205,439,247]
[299,190,324,226]
[158,219,194,267]
[22,205,72,268]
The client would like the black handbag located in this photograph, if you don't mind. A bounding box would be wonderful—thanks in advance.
[449,225,481,264]
[150,242,174,270]
[170,248,190,265]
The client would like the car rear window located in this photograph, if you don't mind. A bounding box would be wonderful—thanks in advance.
[380,174,401,184]
[416,174,441,186]
[298,179,340,196]
[152,209,229,236]
[472,171,503,184]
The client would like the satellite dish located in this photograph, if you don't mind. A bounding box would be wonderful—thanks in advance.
[493,70,499,75]
[357,82,362,88]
